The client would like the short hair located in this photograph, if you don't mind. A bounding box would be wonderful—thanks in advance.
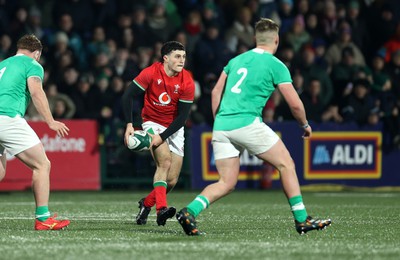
[255,18,279,45]
[161,41,185,57]
[17,34,42,52]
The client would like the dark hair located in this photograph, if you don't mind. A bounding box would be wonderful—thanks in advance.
[161,41,185,57]
[17,34,42,52]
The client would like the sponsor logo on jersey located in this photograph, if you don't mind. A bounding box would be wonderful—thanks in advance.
[158,92,171,105]
[304,132,382,179]
[157,79,162,85]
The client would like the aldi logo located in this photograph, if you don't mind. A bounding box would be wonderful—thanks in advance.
[304,132,382,179]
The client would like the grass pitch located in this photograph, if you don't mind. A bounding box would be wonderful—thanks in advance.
[0,190,399,260]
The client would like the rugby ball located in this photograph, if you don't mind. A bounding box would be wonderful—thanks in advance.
[127,130,152,151]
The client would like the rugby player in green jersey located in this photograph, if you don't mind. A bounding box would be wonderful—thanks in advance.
[177,18,331,235]
[0,34,70,230]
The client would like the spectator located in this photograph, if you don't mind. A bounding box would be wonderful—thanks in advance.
[9,6,29,41]
[119,27,136,52]
[292,70,305,94]
[58,13,84,55]
[277,0,295,36]
[346,0,369,56]
[245,0,261,26]
[325,21,366,69]
[340,79,378,126]
[0,34,13,61]
[300,78,326,122]
[52,0,94,35]
[383,23,400,63]
[367,3,397,56]
[386,50,400,99]
[146,1,176,44]
[26,7,44,40]
[47,83,76,119]
[201,0,225,31]
[183,10,203,56]
[86,26,109,62]
[284,14,310,53]
[305,12,323,39]
[319,0,339,44]
[193,23,232,85]
[312,38,329,70]
[225,7,255,53]
[131,5,151,48]
[70,74,101,120]
[111,48,139,82]
[57,66,80,95]
[296,45,333,107]
[330,46,370,104]
[276,43,295,70]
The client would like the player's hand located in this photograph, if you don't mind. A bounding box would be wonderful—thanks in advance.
[48,120,69,137]
[124,123,135,146]
[148,134,163,148]
[302,125,312,139]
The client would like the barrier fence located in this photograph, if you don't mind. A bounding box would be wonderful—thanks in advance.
[190,122,400,189]
[1,120,399,191]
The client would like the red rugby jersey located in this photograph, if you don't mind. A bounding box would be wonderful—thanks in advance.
[133,62,195,127]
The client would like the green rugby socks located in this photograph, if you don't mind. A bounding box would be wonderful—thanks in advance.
[186,195,210,217]
[289,195,308,222]
[35,206,50,221]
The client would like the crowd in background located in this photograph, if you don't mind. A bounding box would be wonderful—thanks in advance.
[0,0,400,150]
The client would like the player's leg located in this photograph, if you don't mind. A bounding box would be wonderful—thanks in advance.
[256,139,331,234]
[176,156,240,235]
[166,152,183,193]
[148,142,176,225]
[177,130,241,235]
[16,143,70,230]
[257,139,300,198]
[0,146,6,181]
[16,143,50,207]
[136,142,171,224]
[201,157,240,202]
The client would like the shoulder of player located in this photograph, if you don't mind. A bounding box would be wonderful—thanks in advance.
[180,69,195,84]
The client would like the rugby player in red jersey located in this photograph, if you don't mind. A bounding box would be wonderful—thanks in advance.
[122,41,195,226]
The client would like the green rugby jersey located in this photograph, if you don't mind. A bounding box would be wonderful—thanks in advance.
[214,48,292,131]
[0,54,44,117]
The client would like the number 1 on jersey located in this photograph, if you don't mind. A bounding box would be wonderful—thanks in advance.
[230,67,247,94]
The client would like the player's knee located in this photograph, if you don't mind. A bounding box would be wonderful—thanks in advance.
[0,170,5,181]
[219,179,236,194]
[34,158,51,174]
[0,156,6,181]
[157,156,172,171]
[278,158,295,174]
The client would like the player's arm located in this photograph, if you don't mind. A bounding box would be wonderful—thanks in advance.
[28,76,69,137]
[158,101,192,142]
[122,81,144,145]
[211,71,227,119]
[277,83,312,138]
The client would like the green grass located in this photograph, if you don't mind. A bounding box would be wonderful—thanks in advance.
[0,190,399,260]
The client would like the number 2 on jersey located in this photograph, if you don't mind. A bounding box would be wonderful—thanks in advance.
[230,67,247,94]
[0,67,6,80]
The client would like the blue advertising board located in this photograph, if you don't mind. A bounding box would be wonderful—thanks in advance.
[190,122,400,189]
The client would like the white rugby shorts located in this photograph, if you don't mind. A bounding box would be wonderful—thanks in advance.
[212,119,279,160]
[0,115,41,156]
[142,121,185,157]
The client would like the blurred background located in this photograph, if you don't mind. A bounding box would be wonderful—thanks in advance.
[0,0,399,191]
